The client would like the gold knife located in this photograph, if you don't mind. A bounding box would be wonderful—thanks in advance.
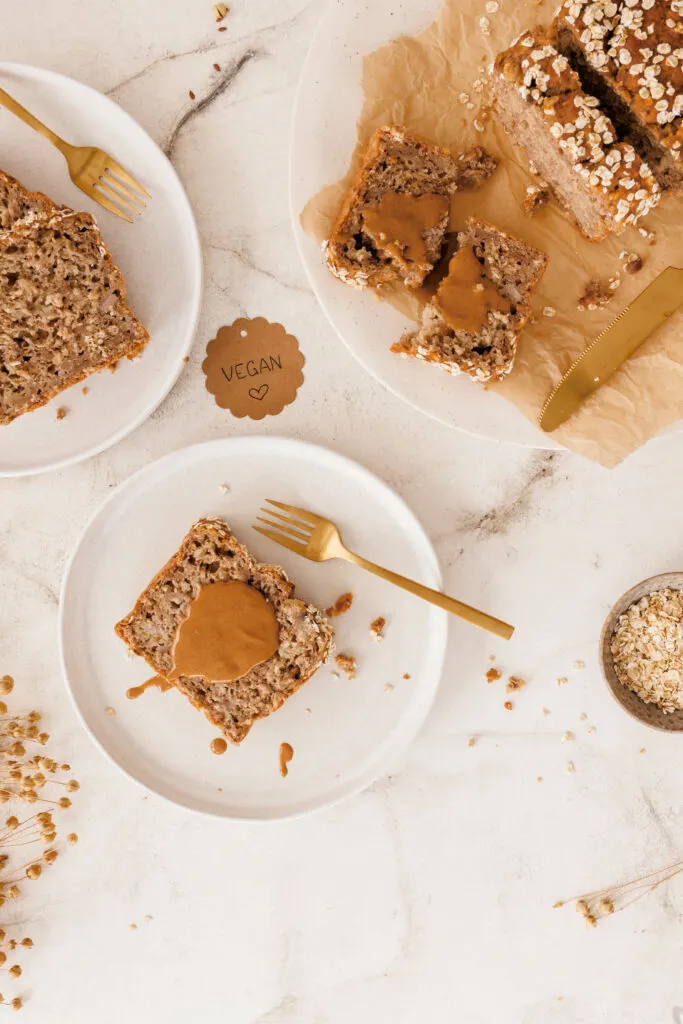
[540,266,683,433]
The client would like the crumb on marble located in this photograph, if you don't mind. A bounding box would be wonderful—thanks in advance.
[640,747,647,754]
[579,712,588,721]
[384,683,394,693]
[587,726,596,735]
[219,483,231,493]
[573,660,585,670]
[542,707,551,716]
[506,676,526,693]
[130,923,137,931]
[486,667,501,683]
[537,776,543,782]
[566,761,575,774]
[81,387,89,396]
[557,676,568,686]
[468,736,477,747]
[189,90,196,100]
[56,406,68,420]
[369,615,386,642]
[403,673,411,679]
[325,592,354,618]
[504,700,513,711]
[562,731,574,742]
[335,653,357,680]
[105,707,116,717]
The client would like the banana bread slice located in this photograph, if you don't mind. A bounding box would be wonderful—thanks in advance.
[554,0,683,192]
[325,127,494,290]
[0,208,149,425]
[492,29,661,239]
[392,218,548,384]
[0,169,65,231]
[115,518,334,745]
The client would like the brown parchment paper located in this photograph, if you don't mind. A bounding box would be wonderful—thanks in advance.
[300,0,683,468]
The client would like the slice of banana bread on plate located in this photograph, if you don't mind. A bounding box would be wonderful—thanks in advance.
[392,218,548,383]
[0,168,65,231]
[325,126,467,289]
[115,518,334,745]
[0,207,149,425]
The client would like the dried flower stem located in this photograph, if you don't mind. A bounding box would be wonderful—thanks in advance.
[556,857,683,924]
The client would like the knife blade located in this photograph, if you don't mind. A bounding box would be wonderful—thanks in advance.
[539,266,683,433]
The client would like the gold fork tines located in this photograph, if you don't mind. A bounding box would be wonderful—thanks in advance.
[0,86,150,223]
[253,499,515,640]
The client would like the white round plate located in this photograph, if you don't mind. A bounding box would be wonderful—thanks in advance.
[59,437,448,820]
[289,0,559,450]
[0,63,202,477]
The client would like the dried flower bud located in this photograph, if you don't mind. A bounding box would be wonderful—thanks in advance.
[58,797,71,810]
[27,712,41,723]
[37,733,49,747]
[5,817,18,830]
[6,886,19,900]
[11,997,22,1011]
[67,833,78,845]
[0,953,6,965]
[8,965,21,979]
[0,678,14,697]
[60,764,70,772]
[67,780,80,792]
[20,938,32,949]
[598,897,614,914]
[25,864,41,880]
[43,850,57,865]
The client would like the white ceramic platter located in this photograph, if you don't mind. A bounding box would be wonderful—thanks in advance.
[59,437,448,820]
[289,0,560,450]
[0,63,202,476]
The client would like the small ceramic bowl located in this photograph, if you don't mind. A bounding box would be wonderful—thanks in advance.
[600,571,683,732]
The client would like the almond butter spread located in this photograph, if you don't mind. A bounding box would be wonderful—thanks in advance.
[434,246,509,333]
[363,193,449,274]
[126,676,173,700]
[168,581,280,684]
[279,742,294,777]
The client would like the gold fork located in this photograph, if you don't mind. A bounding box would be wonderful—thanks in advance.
[0,87,150,223]
[254,499,514,640]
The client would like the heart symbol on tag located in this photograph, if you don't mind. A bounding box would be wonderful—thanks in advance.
[248,384,269,401]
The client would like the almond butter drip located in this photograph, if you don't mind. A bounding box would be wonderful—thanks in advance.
[126,676,173,700]
[363,193,449,273]
[168,581,279,684]
[279,742,294,777]
[210,737,228,755]
[434,247,510,333]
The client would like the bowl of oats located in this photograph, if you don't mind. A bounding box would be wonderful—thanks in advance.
[600,573,683,732]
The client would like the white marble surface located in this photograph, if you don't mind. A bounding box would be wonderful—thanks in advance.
[2,1,683,1020]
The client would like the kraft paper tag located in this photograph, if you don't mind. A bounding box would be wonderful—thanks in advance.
[202,317,305,420]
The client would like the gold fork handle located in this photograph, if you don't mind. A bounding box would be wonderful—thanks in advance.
[343,550,514,639]
[0,87,69,155]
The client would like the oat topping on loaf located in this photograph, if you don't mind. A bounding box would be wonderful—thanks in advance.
[115,518,334,745]
[0,207,149,425]
[325,128,498,290]
[492,29,661,238]
[555,0,683,189]
[393,218,548,383]
[0,169,65,231]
